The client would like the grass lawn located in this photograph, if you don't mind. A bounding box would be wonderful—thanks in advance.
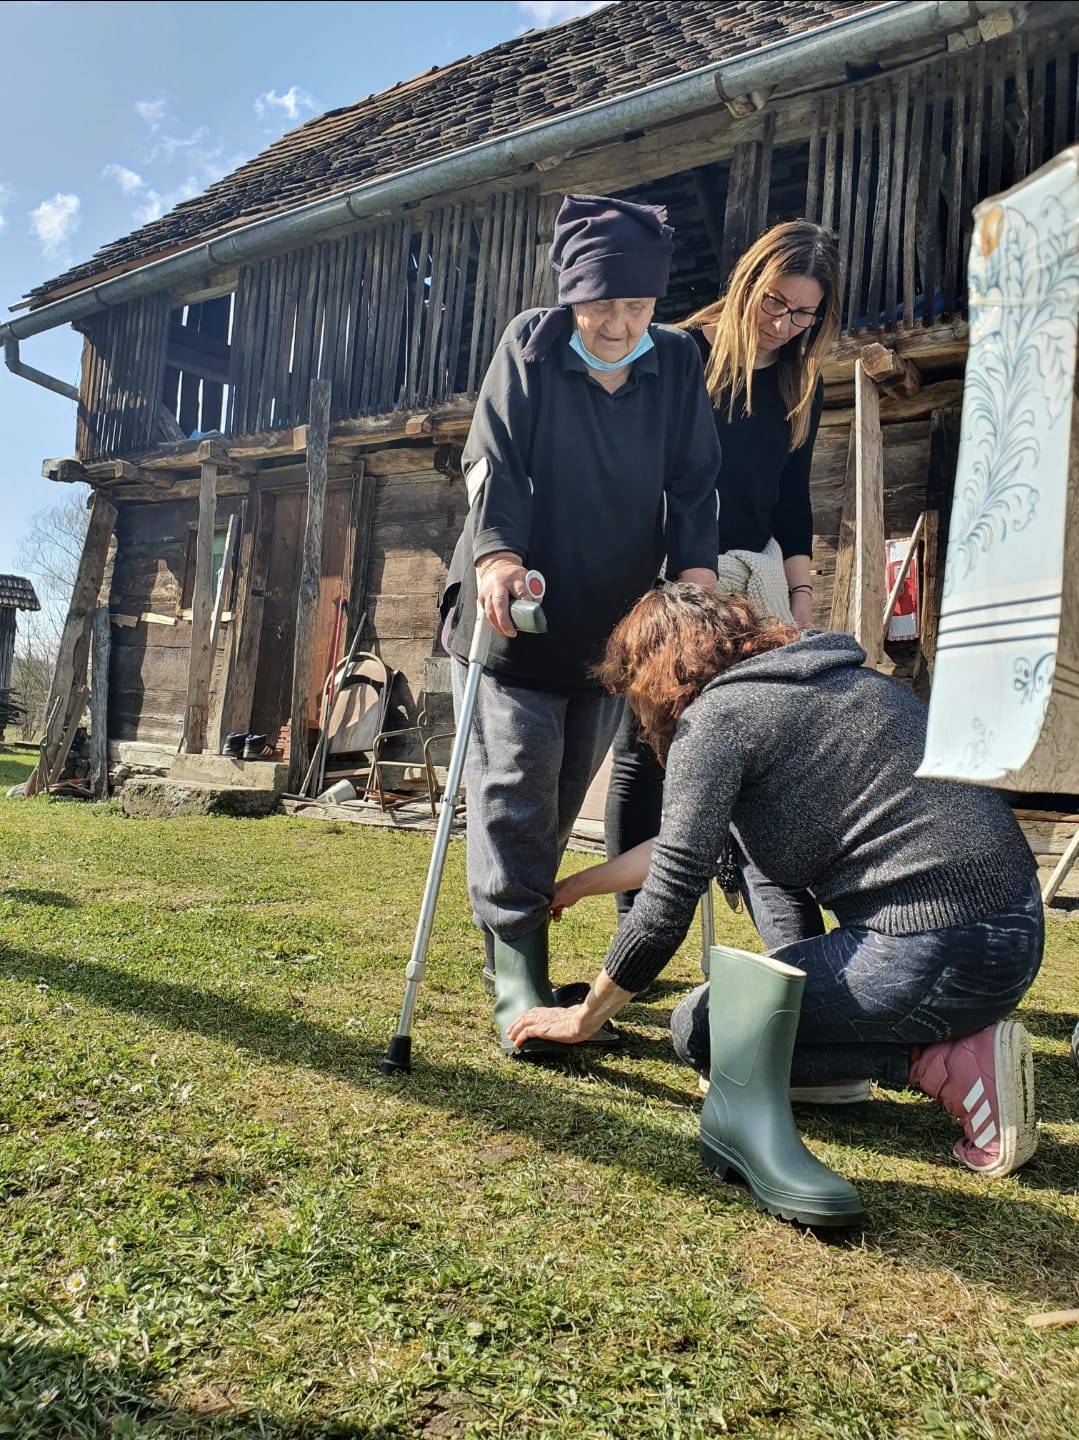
[0,745,1076,1438]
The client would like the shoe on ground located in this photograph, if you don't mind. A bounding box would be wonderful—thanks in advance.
[222,731,248,758]
[908,1020,1038,1177]
[698,1074,870,1104]
[242,734,274,760]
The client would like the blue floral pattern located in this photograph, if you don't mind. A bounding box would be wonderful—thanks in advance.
[945,195,1079,595]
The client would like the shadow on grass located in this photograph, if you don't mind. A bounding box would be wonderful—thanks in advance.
[0,1338,312,1440]
[2,888,78,908]
[3,941,1078,1307]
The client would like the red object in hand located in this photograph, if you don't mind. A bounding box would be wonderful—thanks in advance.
[524,569,546,600]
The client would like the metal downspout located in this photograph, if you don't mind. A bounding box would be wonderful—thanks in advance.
[0,0,1026,368]
[3,339,78,402]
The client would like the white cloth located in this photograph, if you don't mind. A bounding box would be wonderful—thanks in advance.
[714,537,794,623]
[920,149,1079,789]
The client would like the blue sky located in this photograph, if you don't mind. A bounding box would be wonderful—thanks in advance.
[0,0,605,577]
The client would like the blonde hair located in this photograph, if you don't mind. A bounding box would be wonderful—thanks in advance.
[679,220,841,450]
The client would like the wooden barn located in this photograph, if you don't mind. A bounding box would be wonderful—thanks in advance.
[0,574,40,694]
[3,0,1078,881]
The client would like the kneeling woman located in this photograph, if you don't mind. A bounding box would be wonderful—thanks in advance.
[510,586,1043,1182]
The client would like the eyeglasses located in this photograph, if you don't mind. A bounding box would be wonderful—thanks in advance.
[760,292,821,330]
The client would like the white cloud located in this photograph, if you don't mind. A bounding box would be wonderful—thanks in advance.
[134,97,167,129]
[30,192,81,261]
[254,85,316,125]
[517,0,609,25]
[150,127,206,162]
[102,163,145,194]
[0,181,14,233]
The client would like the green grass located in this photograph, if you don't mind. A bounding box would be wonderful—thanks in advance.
[0,745,1076,1438]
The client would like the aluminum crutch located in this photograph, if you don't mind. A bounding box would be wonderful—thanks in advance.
[380,569,547,1074]
[699,880,715,977]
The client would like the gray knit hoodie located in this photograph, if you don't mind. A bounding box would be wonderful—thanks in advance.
[603,631,1036,993]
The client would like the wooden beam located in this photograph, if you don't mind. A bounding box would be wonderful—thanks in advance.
[913,406,962,689]
[818,379,964,428]
[219,489,273,740]
[822,321,968,384]
[89,603,111,798]
[41,456,89,485]
[852,360,886,668]
[828,428,857,633]
[858,342,922,398]
[127,398,477,473]
[205,511,240,752]
[24,493,117,796]
[179,458,218,754]
[196,437,230,467]
[288,378,331,792]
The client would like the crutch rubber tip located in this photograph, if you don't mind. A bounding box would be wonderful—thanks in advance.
[379,1035,413,1075]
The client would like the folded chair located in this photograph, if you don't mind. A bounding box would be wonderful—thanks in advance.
[322,651,400,795]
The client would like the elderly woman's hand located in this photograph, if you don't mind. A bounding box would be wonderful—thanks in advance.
[476,552,529,637]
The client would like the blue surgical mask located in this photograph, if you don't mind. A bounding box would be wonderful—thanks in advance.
[568,328,655,373]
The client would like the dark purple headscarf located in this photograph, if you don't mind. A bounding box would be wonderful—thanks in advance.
[522,193,674,363]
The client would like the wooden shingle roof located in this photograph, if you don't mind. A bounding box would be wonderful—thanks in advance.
[0,575,41,611]
[28,0,879,307]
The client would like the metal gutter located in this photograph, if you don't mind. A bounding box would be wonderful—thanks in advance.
[1,0,1021,365]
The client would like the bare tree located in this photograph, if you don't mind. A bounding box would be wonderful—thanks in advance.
[12,485,90,736]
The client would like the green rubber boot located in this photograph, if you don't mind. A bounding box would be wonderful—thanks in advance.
[492,922,566,1058]
[699,945,865,1229]
[492,922,620,1058]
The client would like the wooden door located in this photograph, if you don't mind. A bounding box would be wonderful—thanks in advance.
[248,485,353,752]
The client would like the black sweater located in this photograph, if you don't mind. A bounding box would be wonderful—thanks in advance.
[692,329,821,559]
[604,632,1037,993]
[443,311,721,689]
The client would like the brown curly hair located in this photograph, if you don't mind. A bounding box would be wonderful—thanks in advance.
[595,584,798,763]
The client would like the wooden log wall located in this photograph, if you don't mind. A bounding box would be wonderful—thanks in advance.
[76,295,171,461]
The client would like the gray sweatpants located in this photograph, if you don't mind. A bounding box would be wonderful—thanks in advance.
[452,661,622,940]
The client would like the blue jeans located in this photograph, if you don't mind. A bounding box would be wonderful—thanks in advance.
[670,880,1044,1087]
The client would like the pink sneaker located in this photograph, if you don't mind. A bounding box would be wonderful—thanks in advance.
[908,1021,1038,1177]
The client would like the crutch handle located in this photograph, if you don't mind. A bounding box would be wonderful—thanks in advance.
[510,569,547,634]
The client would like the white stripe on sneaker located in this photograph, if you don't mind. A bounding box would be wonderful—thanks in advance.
[974,1120,998,1148]
[963,1077,985,1111]
[969,1099,992,1132]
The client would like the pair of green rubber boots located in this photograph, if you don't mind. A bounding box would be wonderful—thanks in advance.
[489,925,863,1228]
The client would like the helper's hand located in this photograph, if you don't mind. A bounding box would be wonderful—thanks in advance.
[506,1003,597,1048]
[551,871,587,921]
[476,552,528,637]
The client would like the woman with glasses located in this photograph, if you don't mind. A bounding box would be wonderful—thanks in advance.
[603,222,846,1051]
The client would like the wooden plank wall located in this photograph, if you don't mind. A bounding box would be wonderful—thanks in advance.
[226,185,545,433]
[107,497,243,746]
[75,295,171,461]
[801,28,1077,335]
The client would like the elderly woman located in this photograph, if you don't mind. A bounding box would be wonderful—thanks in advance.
[512,586,1042,1222]
[440,195,720,1058]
